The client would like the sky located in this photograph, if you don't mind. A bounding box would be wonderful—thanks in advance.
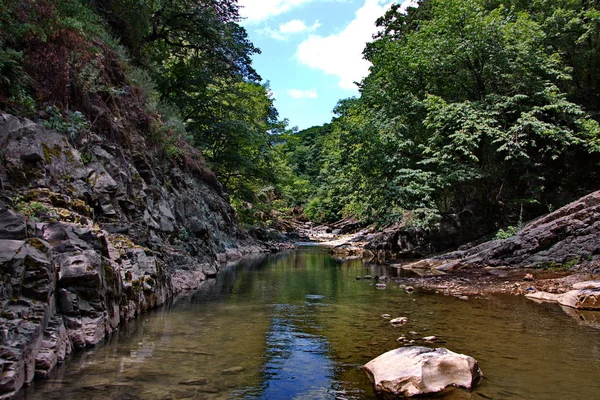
[237,0,416,131]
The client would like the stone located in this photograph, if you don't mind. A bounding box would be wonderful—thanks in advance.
[558,289,600,310]
[390,317,408,327]
[222,366,244,374]
[405,286,415,293]
[523,273,534,281]
[225,248,242,261]
[381,314,391,319]
[0,210,27,239]
[88,170,118,193]
[363,346,483,398]
[572,281,600,290]
[375,283,387,290]
[423,336,437,342]
[362,203,492,259]
[526,291,562,303]
[57,250,103,288]
[526,288,600,310]
[201,263,218,278]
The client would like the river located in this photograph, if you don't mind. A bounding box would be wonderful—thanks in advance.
[20,248,600,399]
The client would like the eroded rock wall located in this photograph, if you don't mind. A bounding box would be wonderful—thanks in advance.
[433,190,600,269]
[0,113,265,398]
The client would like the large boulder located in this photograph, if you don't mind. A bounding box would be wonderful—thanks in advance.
[363,346,483,398]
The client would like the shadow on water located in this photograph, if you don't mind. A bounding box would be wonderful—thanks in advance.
[20,247,600,400]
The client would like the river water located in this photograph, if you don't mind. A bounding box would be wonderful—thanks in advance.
[20,248,600,399]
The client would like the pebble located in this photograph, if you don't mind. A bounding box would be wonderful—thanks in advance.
[222,366,244,374]
[364,275,373,280]
[375,283,387,290]
[390,317,408,326]
[523,273,534,281]
[381,314,391,319]
[423,336,437,342]
[458,295,469,301]
[405,286,415,293]
[396,336,407,342]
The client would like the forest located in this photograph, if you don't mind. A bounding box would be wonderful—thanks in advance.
[283,0,600,230]
[1,0,600,232]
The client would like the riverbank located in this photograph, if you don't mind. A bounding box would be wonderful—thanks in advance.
[299,190,600,298]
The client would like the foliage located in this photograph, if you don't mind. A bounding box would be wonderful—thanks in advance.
[0,0,289,227]
[42,106,90,139]
[13,198,52,221]
[290,0,600,228]
[2,0,600,233]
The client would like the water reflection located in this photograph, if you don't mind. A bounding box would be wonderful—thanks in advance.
[234,302,334,399]
[20,248,600,400]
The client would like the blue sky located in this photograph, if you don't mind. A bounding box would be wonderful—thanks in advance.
[238,0,416,131]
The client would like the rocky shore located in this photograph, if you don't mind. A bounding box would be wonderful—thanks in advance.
[309,191,600,298]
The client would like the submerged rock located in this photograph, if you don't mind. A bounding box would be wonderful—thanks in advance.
[363,346,483,398]
[390,317,408,327]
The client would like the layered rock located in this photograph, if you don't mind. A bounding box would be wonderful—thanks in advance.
[0,112,269,397]
[363,203,492,259]
[363,346,483,398]
[429,191,600,270]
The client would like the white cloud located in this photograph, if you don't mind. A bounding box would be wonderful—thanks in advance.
[258,19,321,41]
[288,88,318,99]
[280,19,321,34]
[296,0,415,90]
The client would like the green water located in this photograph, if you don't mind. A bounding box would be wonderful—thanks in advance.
[21,248,600,399]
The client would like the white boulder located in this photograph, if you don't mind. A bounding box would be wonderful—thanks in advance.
[363,346,482,398]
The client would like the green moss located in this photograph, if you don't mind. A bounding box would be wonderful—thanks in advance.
[103,262,115,286]
[27,237,48,252]
[41,143,63,163]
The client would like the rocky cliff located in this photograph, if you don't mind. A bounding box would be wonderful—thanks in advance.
[425,190,600,270]
[0,112,268,398]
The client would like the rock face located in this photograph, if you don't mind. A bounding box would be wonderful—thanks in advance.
[363,203,492,259]
[0,113,269,398]
[430,191,600,269]
[363,346,483,398]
